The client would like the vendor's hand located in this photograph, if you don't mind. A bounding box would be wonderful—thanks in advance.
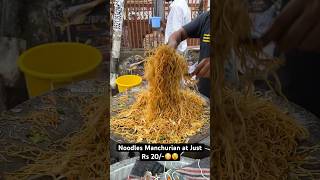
[261,0,320,53]
[167,40,178,49]
[192,58,210,78]
[167,28,188,50]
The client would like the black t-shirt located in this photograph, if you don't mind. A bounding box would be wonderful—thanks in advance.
[183,11,210,62]
[183,11,211,98]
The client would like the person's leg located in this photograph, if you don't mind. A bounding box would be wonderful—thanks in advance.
[277,54,295,100]
[281,51,320,118]
[200,55,237,97]
[198,78,210,98]
[225,55,240,87]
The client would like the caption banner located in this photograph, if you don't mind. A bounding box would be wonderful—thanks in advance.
[117,144,205,161]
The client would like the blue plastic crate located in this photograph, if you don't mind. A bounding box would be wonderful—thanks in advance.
[149,16,161,28]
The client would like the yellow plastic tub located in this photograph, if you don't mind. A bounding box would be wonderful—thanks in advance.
[18,43,102,97]
[116,75,142,92]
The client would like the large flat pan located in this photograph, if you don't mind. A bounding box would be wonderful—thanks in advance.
[110,86,210,144]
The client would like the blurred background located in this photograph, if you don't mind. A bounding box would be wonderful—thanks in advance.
[0,0,109,113]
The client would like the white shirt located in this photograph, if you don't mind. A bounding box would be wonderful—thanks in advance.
[165,0,191,53]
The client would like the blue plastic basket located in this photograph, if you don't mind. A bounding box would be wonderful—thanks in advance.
[149,16,161,28]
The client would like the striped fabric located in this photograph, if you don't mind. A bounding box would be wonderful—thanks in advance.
[176,167,210,179]
[175,157,210,179]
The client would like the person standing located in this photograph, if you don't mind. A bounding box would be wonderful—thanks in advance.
[164,0,191,54]
[167,11,211,97]
[261,0,320,117]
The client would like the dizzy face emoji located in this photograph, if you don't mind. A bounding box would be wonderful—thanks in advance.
[165,153,171,160]
[172,153,179,160]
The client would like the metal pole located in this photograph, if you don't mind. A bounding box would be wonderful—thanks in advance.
[199,0,204,15]
[111,0,125,74]
[157,0,164,19]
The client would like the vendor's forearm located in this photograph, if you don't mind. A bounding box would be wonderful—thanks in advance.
[167,28,188,49]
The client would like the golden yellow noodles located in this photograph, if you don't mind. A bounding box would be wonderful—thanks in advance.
[212,88,309,179]
[2,96,109,180]
[111,45,209,143]
[211,0,316,179]
[0,1,317,179]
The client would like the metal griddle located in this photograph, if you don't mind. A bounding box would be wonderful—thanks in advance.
[0,79,319,178]
[110,86,210,145]
[0,80,107,174]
